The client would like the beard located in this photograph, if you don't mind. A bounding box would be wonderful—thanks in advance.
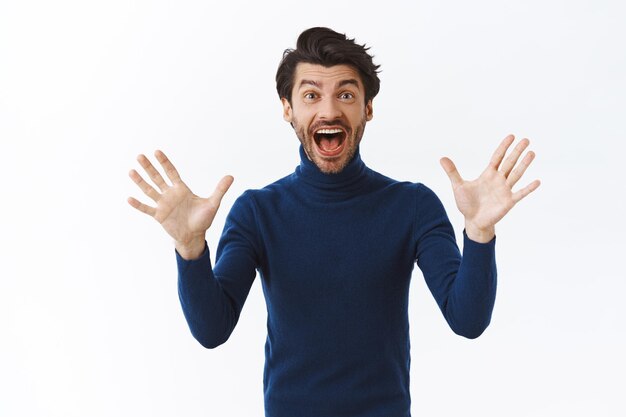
[292,116,367,174]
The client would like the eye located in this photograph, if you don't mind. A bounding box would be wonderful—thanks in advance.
[304,92,317,100]
[340,92,354,100]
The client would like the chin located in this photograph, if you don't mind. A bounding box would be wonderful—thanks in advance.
[315,160,346,174]
[313,154,352,174]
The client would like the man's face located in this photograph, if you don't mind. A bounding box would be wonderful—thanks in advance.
[282,63,373,174]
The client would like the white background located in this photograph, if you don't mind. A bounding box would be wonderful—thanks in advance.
[1,1,624,416]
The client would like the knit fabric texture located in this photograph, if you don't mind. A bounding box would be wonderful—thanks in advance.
[176,146,497,417]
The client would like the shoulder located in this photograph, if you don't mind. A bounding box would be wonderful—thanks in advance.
[366,168,442,202]
[365,167,414,193]
[231,173,295,209]
[366,169,449,223]
[414,182,445,206]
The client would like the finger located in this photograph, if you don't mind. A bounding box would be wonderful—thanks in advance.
[512,179,541,204]
[210,175,235,205]
[507,150,536,187]
[127,196,157,217]
[137,154,168,191]
[440,157,463,187]
[154,150,182,184]
[488,134,515,170]
[129,169,161,202]
[500,138,530,177]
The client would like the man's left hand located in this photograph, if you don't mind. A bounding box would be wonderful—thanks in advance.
[440,134,541,243]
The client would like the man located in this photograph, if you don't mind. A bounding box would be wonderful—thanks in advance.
[128,27,539,417]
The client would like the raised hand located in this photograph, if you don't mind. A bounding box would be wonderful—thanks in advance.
[128,150,234,259]
[440,134,540,243]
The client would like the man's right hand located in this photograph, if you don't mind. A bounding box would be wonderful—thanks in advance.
[127,150,234,260]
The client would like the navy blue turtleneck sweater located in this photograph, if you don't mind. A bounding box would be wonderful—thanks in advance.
[176,146,496,417]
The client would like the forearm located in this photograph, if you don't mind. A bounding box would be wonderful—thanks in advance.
[176,243,239,349]
[444,231,497,338]
[414,183,498,339]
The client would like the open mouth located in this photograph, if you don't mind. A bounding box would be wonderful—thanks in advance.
[313,127,347,157]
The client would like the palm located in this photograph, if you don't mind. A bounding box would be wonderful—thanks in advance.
[441,135,540,236]
[128,150,233,246]
[451,169,516,230]
[154,183,220,244]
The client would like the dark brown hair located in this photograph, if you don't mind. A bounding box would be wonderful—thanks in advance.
[276,27,381,104]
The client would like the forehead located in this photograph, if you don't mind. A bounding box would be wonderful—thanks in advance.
[293,63,363,89]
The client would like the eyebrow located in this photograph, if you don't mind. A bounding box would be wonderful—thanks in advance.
[338,79,359,88]
[298,79,320,89]
[298,78,360,89]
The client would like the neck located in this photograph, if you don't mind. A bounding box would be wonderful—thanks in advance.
[294,145,370,200]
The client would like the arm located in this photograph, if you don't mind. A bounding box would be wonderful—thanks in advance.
[415,185,496,339]
[128,150,253,348]
[422,134,540,338]
[177,192,260,348]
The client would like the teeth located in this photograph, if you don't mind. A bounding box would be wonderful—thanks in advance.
[316,128,343,134]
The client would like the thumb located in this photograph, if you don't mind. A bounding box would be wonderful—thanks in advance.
[440,157,463,187]
[211,175,234,204]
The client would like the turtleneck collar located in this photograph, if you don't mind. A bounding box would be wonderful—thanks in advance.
[294,145,370,198]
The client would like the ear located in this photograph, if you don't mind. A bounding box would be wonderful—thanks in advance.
[281,98,293,123]
[365,99,373,121]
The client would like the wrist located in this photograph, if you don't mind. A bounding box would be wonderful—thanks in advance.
[464,222,495,243]
[175,236,206,260]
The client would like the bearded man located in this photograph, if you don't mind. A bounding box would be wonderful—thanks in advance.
[128,27,540,417]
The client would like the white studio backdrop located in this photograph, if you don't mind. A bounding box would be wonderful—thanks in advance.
[1,1,624,416]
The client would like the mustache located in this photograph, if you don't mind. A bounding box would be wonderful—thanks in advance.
[309,119,351,135]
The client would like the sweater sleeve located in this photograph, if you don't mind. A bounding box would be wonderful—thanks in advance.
[176,191,261,348]
[414,184,497,339]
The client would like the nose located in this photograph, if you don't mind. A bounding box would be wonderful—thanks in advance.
[318,97,343,120]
